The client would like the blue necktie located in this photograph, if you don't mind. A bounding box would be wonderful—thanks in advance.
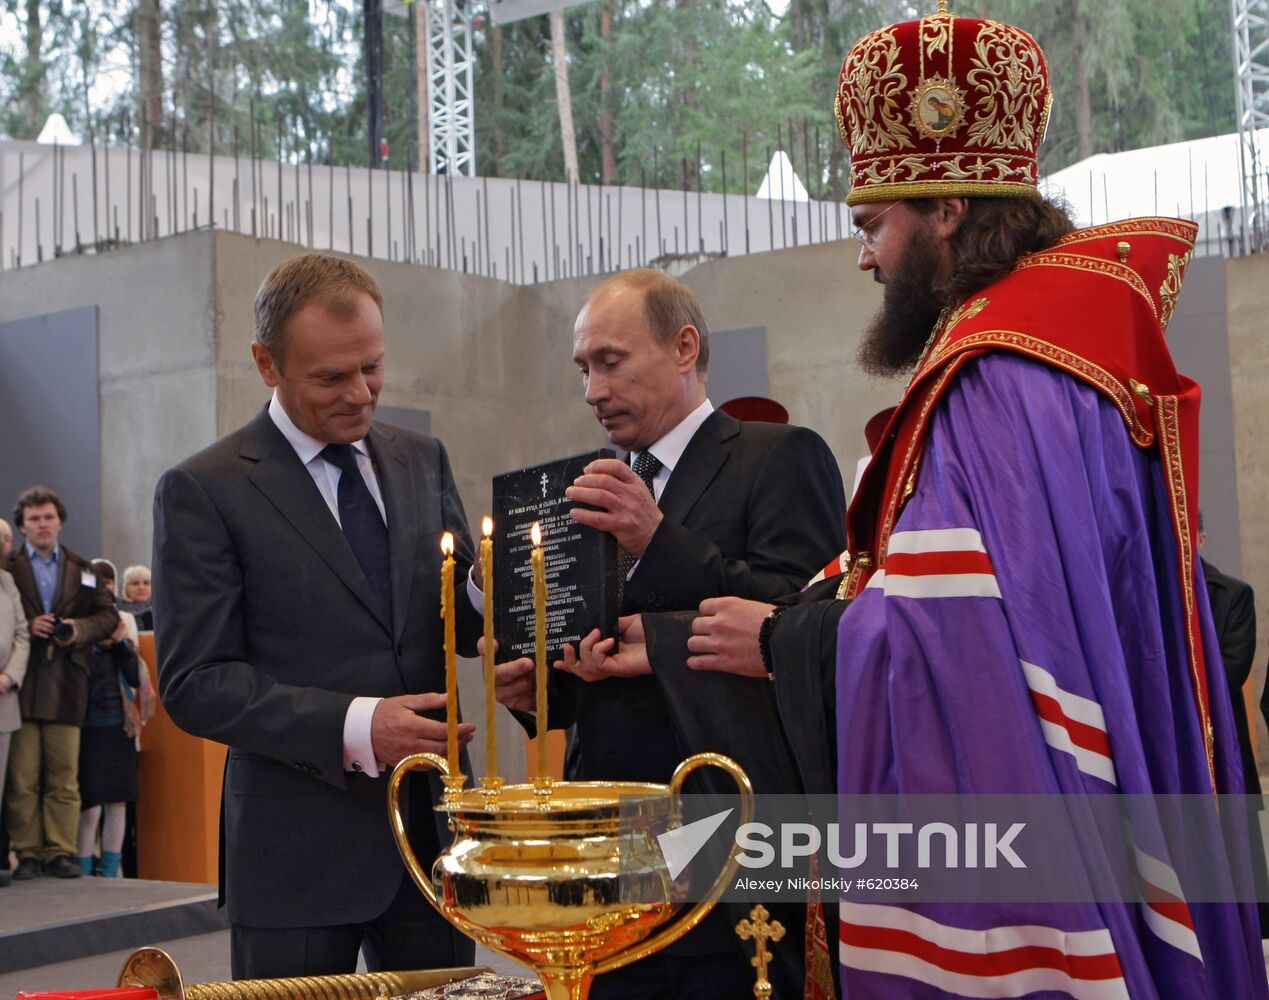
[321,443,392,618]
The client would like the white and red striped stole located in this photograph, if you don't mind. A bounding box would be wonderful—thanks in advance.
[863,528,1000,600]
[838,902,1129,999]
[1020,660,1118,787]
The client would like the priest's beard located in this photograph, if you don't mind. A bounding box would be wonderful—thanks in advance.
[857,229,949,378]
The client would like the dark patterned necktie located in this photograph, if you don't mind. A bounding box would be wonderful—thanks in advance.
[321,443,392,617]
[619,451,662,582]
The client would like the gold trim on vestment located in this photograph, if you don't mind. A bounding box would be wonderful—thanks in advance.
[1156,395,1217,793]
[922,330,1155,448]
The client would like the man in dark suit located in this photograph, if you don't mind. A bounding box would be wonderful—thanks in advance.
[495,269,846,998]
[1198,514,1259,795]
[5,486,118,880]
[154,254,481,979]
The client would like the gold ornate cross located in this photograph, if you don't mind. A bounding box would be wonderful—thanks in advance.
[736,904,786,1000]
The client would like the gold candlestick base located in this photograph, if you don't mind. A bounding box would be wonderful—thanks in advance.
[531,774,555,810]
[478,775,505,811]
[440,772,468,806]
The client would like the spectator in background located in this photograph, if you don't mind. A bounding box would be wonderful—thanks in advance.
[0,518,18,882]
[0,565,30,887]
[119,566,153,632]
[4,486,118,880]
[74,561,144,877]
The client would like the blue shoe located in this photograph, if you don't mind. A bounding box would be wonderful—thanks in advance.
[98,851,121,878]
[73,855,95,877]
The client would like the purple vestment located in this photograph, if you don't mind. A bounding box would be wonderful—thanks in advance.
[834,352,1268,998]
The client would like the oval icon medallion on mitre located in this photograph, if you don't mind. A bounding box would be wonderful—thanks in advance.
[910,77,967,142]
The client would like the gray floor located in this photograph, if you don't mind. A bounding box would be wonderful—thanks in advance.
[0,928,529,996]
[0,873,531,996]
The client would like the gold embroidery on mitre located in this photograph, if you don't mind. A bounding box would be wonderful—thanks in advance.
[1038,91,1054,144]
[835,78,850,147]
[920,10,954,67]
[965,21,1048,152]
[842,27,916,154]
[854,156,935,186]
[1158,251,1191,333]
[939,154,1031,181]
[910,76,968,143]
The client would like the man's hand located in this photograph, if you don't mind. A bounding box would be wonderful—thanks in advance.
[478,636,538,714]
[687,597,773,678]
[370,692,475,768]
[566,459,663,558]
[555,616,651,681]
[31,613,55,639]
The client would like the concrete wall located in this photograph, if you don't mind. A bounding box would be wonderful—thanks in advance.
[4,228,1268,784]
[0,233,218,567]
[1226,254,1269,779]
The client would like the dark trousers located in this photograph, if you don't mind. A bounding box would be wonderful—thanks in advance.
[230,869,474,979]
[588,947,753,1000]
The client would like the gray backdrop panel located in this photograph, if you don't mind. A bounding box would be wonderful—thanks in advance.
[707,325,768,407]
[0,307,101,557]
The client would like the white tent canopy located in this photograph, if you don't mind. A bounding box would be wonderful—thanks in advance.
[756,150,810,202]
[36,113,79,146]
[1041,129,1269,227]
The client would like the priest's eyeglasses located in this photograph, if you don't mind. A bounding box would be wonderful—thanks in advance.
[850,201,901,250]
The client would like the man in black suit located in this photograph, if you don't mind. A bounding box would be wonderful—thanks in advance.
[495,269,846,998]
[1198,513,1259,795]
[154,254,481,979]
[5,486,118,880]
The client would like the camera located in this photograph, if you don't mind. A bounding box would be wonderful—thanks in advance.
[50,617,75,643]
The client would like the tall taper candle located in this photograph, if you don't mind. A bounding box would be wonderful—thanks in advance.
[440,531,459,777]
[531,521,548,778]
[480,516,498,780]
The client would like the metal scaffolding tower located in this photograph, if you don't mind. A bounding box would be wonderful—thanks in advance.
[424,0,476,176]
[1233,0,1269,251]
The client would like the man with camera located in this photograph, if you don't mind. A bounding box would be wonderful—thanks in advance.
[4,486,118,879]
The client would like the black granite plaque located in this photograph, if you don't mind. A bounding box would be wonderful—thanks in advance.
[492,449,620,662]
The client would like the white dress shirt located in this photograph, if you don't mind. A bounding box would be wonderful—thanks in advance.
[267,394,385,777]
[630,397,714,502]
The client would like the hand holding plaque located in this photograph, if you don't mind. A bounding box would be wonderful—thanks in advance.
[565,458,663,558]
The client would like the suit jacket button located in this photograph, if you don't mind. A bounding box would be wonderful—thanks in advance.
[351,761,364,773]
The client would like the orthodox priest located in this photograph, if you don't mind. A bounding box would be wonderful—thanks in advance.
[559,3,1269,996]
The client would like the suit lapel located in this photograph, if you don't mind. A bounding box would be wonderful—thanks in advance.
[366,424,419,645]
[243,410,392,633]
[54,548,80,613]
[8,551,40,618]
[657,410,738,524]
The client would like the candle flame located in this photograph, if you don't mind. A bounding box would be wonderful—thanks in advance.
[441,531,454,557]
[482,516,494,537]
[530,521,542,547]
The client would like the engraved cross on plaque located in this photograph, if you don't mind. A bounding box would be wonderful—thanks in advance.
[736,904,786,1000]
[540,472,549,498]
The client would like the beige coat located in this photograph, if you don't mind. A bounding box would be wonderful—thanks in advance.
[0,568,30,733]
